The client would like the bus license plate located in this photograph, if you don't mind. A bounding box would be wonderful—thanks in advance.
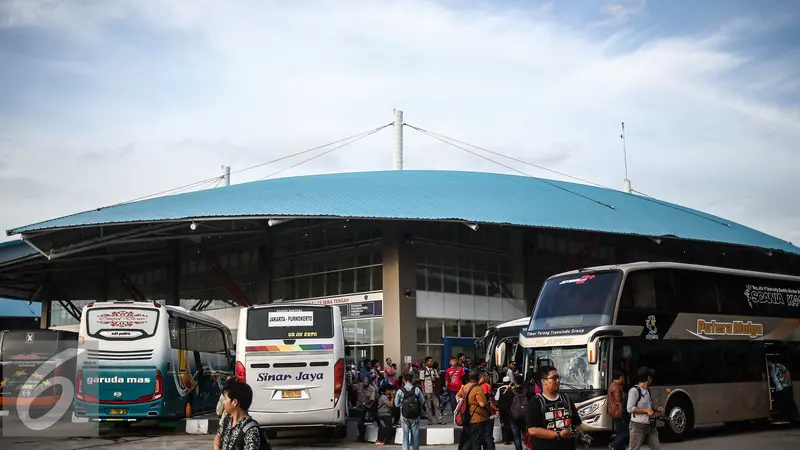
[110,409,127,415]
[281,390,301,399]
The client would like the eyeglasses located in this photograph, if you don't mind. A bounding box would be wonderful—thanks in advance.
[545,375,561,381]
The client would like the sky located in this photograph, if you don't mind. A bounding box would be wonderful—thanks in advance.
[0,0,799,244]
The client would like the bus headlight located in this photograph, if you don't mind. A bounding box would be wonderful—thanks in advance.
[578,399,606,417]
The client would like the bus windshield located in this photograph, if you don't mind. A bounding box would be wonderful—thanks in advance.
[1,331,59,360]
[531,346,595,390]
[529,270,622,330]
[86,307,160,339]
[247,306,334,340]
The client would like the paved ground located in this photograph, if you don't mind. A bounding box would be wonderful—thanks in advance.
[1,423,798,450]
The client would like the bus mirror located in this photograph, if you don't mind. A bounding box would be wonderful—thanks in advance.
[495,342,506,367]
[587,340,598,365]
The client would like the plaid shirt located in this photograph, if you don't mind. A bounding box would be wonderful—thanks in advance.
[217,413,261,450]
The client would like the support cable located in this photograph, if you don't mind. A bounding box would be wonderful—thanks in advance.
[405,123,731,227]
[99,123,394,209]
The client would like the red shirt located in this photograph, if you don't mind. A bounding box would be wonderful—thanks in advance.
[445,366,465,392]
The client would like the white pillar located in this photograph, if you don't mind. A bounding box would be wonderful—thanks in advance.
[221,165,231,187]
[393,109,403,170]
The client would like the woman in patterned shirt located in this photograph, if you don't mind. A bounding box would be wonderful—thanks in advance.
[213,380,261,450]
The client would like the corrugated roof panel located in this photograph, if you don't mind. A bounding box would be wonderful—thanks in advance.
[6,170,799,255]
[0,298,41,318]
[0,239,38,264]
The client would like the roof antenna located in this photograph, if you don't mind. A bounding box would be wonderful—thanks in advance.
[621,121,633,194]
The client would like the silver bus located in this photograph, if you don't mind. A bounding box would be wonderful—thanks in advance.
[477,316,529,387]
[505,261,800,441]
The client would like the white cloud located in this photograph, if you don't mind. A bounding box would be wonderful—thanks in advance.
[0,0,798,245]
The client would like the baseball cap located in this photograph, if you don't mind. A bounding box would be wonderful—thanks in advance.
[502,376,510,383]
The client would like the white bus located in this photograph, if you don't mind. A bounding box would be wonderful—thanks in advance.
[74,301,235,422]
[513,262,800,441]
[235,303,347,438]
[477,316,529,387]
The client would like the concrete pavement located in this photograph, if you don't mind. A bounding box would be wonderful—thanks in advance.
[2,423,799,449]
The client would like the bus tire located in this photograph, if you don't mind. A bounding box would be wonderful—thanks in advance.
[331,425,347,439]
[660,396,694,442]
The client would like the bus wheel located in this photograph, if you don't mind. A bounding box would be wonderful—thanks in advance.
[661,397,693,442]
[185,401,192,418]
[331,425,347,439]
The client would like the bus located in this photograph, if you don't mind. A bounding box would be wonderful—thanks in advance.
[0,329,78,412]
[512,261,800,441]
[477,316,529,387]
[236,303,347,438]
[73,301,235,422]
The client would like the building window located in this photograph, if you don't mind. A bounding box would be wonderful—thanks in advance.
[271,243,383,301]
[416,318,496,366]
[415,244,520,298]
[271,219,382,258]
[344,317,384,368]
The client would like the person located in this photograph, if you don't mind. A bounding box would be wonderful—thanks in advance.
[421,356,444,425]
[445,357,465,422]
[502,374,530,450]
[626,367,662,450]
[394,373,425,450]
[376,384,397,446]
[526,365,581,450]
[506,361,517,382]
[355,374,378,442]
[384,357,398,387]
[213,380,261,450]
[479,371,497,450]
[608,369,628,450]
[217,376,235,417]
[495,376,513,445]
[457,369,490,450]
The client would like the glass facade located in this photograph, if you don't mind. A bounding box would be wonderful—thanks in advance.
[416,318,500,365]
[414,243,523,299]
[270,220,383,301]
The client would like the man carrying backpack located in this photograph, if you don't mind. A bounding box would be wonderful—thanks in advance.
[213,379,269,450]
[394,373,426,450]
[526,365,581,450]
[626,367,662,450]
[502,374,530,450]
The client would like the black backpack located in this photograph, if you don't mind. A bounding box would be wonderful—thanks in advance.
[401,385,422,419]
[235,420,272,450]
[510,387,528,421]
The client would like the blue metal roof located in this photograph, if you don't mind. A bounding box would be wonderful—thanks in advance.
[0,239,38,265]
[6,170,799,255]
[0,298,41,318]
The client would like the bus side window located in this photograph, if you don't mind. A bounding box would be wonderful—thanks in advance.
[169,316,183,349]
[622,270,675,313]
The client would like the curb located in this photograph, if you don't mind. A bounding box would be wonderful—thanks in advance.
[363,423,504,446]
[182,417,503,446]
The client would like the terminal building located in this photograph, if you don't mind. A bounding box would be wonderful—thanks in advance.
[0,169,798,367]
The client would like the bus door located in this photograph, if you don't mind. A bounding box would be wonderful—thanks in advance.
[765,341,799,419]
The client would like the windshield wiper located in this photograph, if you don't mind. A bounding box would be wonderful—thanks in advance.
[558,380,584,390]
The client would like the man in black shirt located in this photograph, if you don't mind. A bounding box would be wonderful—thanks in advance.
[526,365,581,450]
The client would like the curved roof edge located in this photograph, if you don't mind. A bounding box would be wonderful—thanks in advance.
[5,169,799,256]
